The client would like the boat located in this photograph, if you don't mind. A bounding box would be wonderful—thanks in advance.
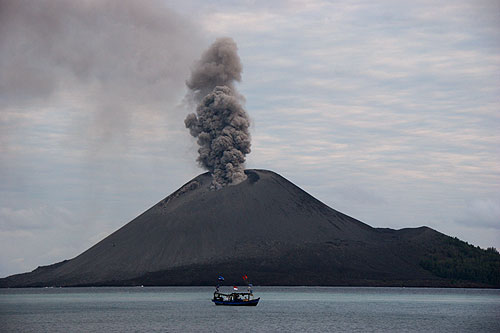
[212,291,260,306]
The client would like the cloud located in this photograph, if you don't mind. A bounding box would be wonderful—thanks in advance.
[237,0,499,248]
[0,203,82,276]
[0,205,74,231]
[456,197,500,229]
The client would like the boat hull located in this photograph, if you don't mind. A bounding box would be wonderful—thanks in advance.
[212,298,260,306]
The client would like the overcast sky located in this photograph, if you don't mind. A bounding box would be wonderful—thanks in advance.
[1,0,499,277]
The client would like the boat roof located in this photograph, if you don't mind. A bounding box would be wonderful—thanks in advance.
[214,291,253,296]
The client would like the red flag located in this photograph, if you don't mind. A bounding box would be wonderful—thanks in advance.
[233,286,238,291]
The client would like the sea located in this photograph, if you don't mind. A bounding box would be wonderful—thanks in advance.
[1,287,499,332]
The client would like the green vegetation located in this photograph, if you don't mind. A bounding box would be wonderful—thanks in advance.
[420,237,500,286]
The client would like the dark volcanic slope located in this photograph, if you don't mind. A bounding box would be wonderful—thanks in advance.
[2,169,499,287]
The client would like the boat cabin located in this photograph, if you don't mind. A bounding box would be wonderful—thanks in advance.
[212,291,260,306]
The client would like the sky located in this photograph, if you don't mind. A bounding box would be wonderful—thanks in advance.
[0,0,499,278]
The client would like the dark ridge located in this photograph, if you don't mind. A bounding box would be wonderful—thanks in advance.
[35,259,69,271]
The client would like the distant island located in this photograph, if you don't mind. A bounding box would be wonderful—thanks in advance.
[1,169,499,288]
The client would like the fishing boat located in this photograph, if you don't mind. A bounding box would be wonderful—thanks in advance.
[212,291,260,306]
[212,275,259,306]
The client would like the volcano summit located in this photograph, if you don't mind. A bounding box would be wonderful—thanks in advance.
[2,169,499,288]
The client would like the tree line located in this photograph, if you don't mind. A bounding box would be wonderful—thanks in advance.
[419,236,500,286]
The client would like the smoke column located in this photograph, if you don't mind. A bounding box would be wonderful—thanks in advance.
[185,38,251,189]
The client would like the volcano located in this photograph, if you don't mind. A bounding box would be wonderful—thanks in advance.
[1,169,499,287]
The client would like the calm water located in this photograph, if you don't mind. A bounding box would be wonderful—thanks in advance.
[1,287,499,332]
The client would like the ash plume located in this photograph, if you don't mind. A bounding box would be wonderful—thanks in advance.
[0,0,201,151]
[185,38,251,189]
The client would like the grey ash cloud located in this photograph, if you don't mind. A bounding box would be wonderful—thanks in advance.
[184,38,251,189]
[0,0,201,147]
